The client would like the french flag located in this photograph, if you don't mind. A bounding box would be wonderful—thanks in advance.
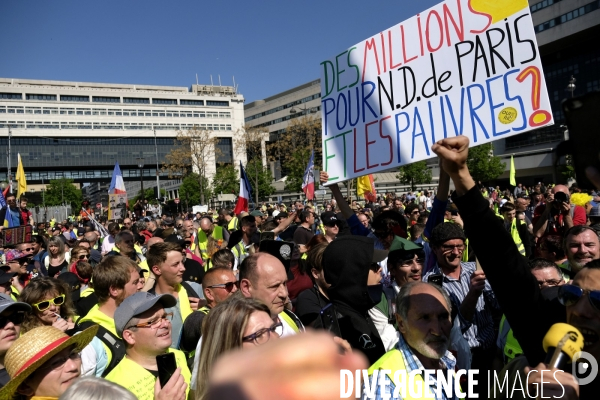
[108,162,127,195]
[302,150,315,200]
[234,161,252,215]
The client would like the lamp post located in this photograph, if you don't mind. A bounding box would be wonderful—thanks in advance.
[137,158,145,201]
[566,75,576,98]
[153,128,160,201]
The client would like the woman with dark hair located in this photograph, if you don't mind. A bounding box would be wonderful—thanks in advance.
[19,277,76,333]
[295,241,330,327]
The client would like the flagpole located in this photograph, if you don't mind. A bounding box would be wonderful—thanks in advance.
[7,126,12,192]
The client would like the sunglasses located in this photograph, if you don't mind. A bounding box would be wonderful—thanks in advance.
[558,285,600,312]
[207,281,237,292]
[21,247,34,252]
[32,294,66,311]
[77,254,89,260]
[0,311,25,328]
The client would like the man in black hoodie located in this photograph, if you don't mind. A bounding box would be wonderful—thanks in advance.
[322,235,388,364]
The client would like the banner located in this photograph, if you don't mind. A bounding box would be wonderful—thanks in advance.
[108,193,128,221]
[320,0,553,184]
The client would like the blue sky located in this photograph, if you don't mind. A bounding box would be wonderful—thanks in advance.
[1,0,440,103]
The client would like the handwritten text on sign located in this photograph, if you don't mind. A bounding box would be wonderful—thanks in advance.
[320,0,553,183]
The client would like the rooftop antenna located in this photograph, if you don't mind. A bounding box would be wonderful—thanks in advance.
[196,73,199,86]
[218,75,221,86]
[233,76,236,90]
[210,75,213,86]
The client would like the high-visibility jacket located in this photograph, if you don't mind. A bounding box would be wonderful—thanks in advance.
[500,217,526,256]
[227,216,239,232]
[232,241,249,266]
[499,315,523,364]
[197,226,224,262]
[106,348,190,400]
[367,349,452,399]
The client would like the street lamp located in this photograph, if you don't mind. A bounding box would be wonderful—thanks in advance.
[137,158,145,201]
[566,75,576,98]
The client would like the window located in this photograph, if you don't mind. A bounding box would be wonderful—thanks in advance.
[92,109,107,116]
[60,95,89,102]
[206,100,229,107]
[180,99,204,106]
[26,94,57,101]
[92,96,120,103]
[535,1,600,32]
[207,112,219,118]
[60,108,75,115]
[0,93,22,100]
[153,98,177,105]
[219,112,231,118]
[123,97,150,104]
[25,107,42,114]
[215,138,233,164]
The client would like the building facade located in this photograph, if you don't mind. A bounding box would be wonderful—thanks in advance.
[0,78,246,191]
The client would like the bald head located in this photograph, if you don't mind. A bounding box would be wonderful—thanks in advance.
[552,185,569,196]
[200,218,213,234]
[146,236,164,249]
[84,231,98,244]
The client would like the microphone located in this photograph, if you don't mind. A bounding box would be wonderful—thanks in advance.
[542,323,584,370]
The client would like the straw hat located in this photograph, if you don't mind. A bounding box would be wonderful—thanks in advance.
[0,325,98,400]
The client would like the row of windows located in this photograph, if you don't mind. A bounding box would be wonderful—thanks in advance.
[0,137,174,146]
[0,121,232,131]
[245,93,321,122]
[530,0,563,13]
[535,0,599,33]
[250,105,322,129]
[0,106,231,119]
[0,93,228,107]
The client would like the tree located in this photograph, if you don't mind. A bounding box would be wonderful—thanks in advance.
[246,158,275,200]
[267,115,322,193]
[45,178,82,209]
[130,188,166,205]
[466,143,506,183]
[396,161,433,191]
[212,164,238,196]
[162,127,221,205]
[179,173,212,209]
[233,124,269,205]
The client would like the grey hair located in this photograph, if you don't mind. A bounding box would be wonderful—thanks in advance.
[135,220,147,231]
[395,281,452,321]
[59,377,137,400]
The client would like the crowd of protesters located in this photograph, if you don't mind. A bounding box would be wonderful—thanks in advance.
[0,138,599,399]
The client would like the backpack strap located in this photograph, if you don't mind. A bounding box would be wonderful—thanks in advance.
[76,320,126,377]
[181,281,199,298]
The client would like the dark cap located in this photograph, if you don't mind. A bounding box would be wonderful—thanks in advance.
[430,222,467,246]
[0,269,16,285]
[320,211,341,227]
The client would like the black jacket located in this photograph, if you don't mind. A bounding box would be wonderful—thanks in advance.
[322,236,386,365]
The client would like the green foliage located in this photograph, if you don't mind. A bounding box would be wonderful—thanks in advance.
[179,173,212,206]
[44,179,82,209]
[246,158,275,201]
[131,188,167,205]
[466,143,506,183]
[396,161,432,191]
[212,164,238,195]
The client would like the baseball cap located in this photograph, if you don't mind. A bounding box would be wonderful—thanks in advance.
[320,211,341,226]
[0,293,31,314]
[250,210,265,217]
[0,270,15,284]
[114,292,177,337]
[4,249,28,263]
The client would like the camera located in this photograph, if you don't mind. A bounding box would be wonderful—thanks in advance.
[554,191,568,204]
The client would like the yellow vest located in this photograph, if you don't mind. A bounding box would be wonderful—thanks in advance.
[106,349,190,400]
[227,216,239,232]
[367,349,437,400]
[499,315,523,364]
[175,283,194,323]
[500,217,526,256]
[197,226,224,261]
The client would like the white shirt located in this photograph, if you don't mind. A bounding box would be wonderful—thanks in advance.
[101,235,115,255]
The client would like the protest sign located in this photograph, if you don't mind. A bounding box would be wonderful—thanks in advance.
[320,0,553,184]
[108,193,128,220]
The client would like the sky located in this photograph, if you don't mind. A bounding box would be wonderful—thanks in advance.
[0,0,440,103]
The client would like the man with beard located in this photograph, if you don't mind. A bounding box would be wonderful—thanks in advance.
[365,282,455,399]
[563,225,600,278]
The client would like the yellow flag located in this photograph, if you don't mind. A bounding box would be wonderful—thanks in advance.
[509,155,516,187]
[16,153,27,199]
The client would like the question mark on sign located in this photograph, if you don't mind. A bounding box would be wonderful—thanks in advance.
[516,66,552,127]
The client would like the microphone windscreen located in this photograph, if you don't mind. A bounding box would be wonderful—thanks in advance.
[542,323,584,361]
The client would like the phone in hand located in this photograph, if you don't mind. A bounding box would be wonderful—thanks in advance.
[428,273,443,286]
[320,303,342,337]
[156,352,177,388]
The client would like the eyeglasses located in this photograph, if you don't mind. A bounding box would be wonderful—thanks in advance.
[537,279,563,288]
[127,312,173,330]
[32,294,66,311]
[0,311,26,328]
[242,321,282,345]
[41,348,81,372]
[77,254,89,260]
[9,258,28,265]
[20,247,34,253]
[207,281,238,292]
[558,285,600,312]
[411,210,420,215]
[440,244,465,253]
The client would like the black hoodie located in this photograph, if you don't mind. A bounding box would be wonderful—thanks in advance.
[322,236,386,364]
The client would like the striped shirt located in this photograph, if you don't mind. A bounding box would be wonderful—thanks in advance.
[364,334,457,400]
[423,262,498,350]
